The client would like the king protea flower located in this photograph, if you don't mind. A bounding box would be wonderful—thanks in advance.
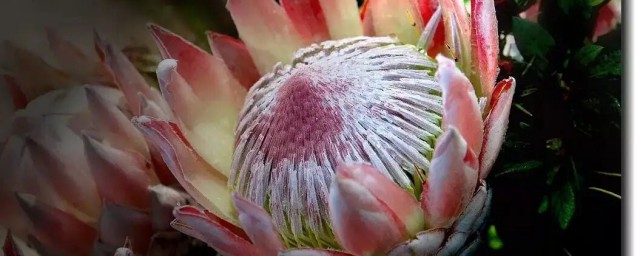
[0,30,195,255]
[130,0,516,255]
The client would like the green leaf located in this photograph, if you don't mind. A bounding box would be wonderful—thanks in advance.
[589,0,606,6]
[590,50,622,78]
[558,0,573,14]
[496,160,543,176]
[546,138,563,152]
[515,103,534,117]
[538,196,549,214]
[558,0,593,17]
[574,44,604,66]
[512,17,555,67]
[606,93,622,115]
[488,225,504,250]
[551,183,576,229]
[520,87,539,97]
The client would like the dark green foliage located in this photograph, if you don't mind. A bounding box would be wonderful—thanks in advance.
[483,0,621,255]
[590,50,622,78]
[512,17,555,69]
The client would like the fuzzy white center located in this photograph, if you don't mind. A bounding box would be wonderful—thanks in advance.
[230,36,443,247]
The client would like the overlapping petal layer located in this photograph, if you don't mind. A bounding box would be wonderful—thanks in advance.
[0,31,193,255]
[144,0,515,253]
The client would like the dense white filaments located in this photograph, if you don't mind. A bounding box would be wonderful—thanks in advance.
[229,37,443,247]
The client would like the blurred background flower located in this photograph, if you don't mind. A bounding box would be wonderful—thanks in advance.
[0,0,231,255]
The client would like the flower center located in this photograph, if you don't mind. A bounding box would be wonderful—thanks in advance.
[230,36,443,248]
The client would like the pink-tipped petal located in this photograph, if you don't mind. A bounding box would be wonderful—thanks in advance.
[281,0,331,43]
[281,249,354,256]
[2,75,27,110]
[421,128,478,228]
[232,194,285,255]
[226,0,305,74]
[172,206,257,256]
[437,232,469,255]
[148,26,246,173]
[438,0,472,70]
[98,202,153,253]
[93,30,107,63]
[470,0,499,99]
[2,230,22,256]
[148,24,245,101]
[457,236,482,255]
[417,5,442,51]
[388,228,446,256]
[337,163,425,235]
[0,79,22,125]
[418,0,446,56]
[519,1,540,22]
[206,32,260,89]
[1,42,72,100]
[201,210,250,241]
[138,93,173,121]
[133,117,235,222]
[155,59,201,125]
[147,142,179,186]
[436,55,483,155]
[85,87,148,157]
[126,105,175,201]
[362,0,424,44]
[453,181,490,233]
[592,0,621,42]
[439,0,470,42]
[45,28,115,87]
[329,164,408,255]
[24,136,100,218]
[417,0,439,24]
[102,42,165,116]
[319,0,363,39]
[0,151,32,234]
[479,77,515,178]
[82,134,153,210]
[169,220,208,248]
[15,193,97,255]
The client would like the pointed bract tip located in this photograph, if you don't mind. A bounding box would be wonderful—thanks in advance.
[123,237,132,249]
[435,54,456,71]
[14,192,36,210]
[146,23,164,33]
[231,193,285,255]
[156,59,178,85]
[334,163,425,235]
[329,163,414,255]
[92,28,107,59]
[422,126,479,229]
[2,229,22,256]
[433,126,464,158]
[132,115,153,125]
